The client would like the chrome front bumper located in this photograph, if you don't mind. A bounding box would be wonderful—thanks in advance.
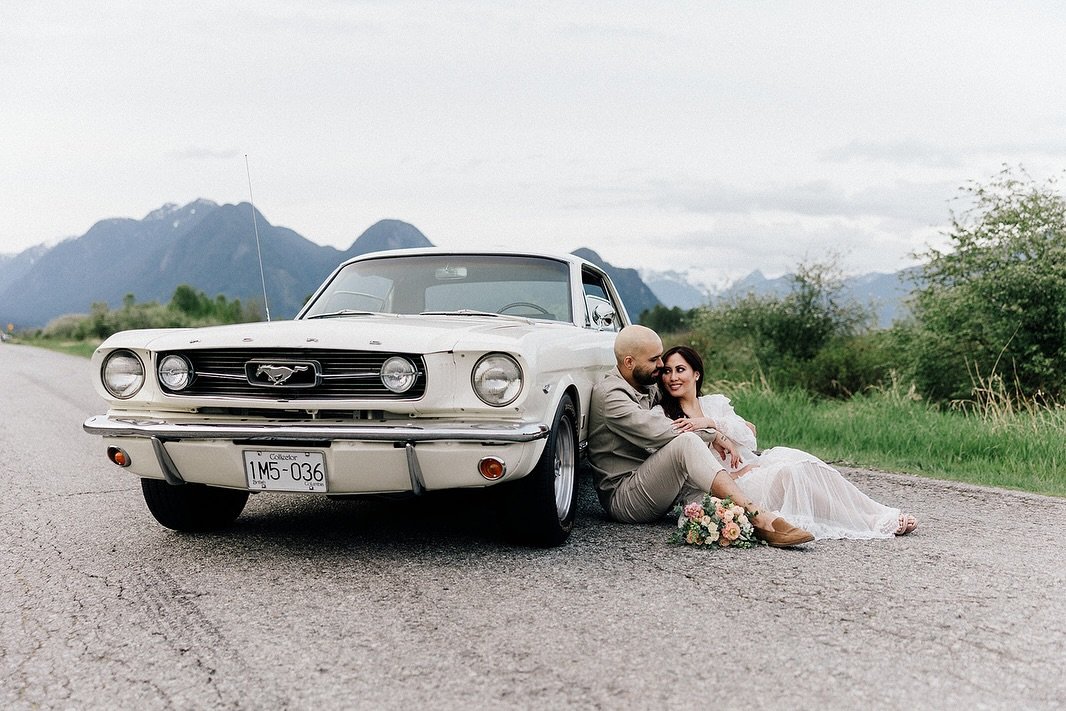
[83,415,550,494]
[83,415,550,443]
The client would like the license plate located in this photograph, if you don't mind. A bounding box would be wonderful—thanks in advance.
[243,450,328,492]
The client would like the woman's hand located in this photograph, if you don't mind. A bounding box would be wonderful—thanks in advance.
[729,462,758,480]
[671,416,716,433]
[712,432,741,469]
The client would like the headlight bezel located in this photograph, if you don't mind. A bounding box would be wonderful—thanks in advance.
[380,356,418,394]
[471,353,523,407]
[158,354,195,392]
[101,349,146,399]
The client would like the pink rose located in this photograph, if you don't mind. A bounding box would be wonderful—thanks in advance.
[684,502,704,521]
[722,521,741,541]
[715,505,728,519]
[718,535,732,547]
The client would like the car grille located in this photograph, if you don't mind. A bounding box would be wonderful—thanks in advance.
[159,348,427,401]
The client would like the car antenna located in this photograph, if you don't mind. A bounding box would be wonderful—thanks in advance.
[245,154,271,322]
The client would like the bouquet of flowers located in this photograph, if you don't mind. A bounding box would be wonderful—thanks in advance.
[669,495,763,548]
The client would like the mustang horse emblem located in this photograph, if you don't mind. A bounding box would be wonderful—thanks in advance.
[256,364,309,386]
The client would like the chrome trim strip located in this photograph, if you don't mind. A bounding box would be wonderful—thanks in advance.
[84,415,550,443]
[192,368,415,382]
[151,436,186,486]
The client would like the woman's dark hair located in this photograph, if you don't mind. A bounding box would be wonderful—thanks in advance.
[659,345,705,420]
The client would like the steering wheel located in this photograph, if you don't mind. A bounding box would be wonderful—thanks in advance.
[329,290,386,309]
[497,301,552,316]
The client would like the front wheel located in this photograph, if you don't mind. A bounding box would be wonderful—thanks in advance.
[499,394,578,546]
[141,478,249,532]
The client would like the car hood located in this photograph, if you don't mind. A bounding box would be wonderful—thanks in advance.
[106,314,559,354]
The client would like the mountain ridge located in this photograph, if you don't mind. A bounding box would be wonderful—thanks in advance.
[0,200,658,327]
[0,199,917,329]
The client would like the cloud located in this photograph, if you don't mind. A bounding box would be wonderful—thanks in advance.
[820,140,963,168]
[569,177,958,225]
[822,137,1066,170]
[618,212,940,289]
[170,147,243,161]
[984,139,1066,156]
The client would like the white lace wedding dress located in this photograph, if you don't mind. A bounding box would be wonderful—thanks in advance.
[690,394,900,540]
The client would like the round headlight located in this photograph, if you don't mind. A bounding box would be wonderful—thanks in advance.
[158,354,194,391]
[381,356,418,393]
[102,350,145,399]
[472,353,522,406]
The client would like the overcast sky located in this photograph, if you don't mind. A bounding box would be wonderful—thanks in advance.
[3,1,1065,287]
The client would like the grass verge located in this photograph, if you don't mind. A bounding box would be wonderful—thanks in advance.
[9,337,101,358]
[727,384,1066,498]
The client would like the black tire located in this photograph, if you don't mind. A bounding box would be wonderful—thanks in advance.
[140,478,249,532]
[499,394,579,546]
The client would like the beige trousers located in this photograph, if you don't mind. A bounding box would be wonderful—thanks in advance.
[606,432,723,524]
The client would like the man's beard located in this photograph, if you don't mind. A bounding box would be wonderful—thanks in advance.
[633,366,661,386]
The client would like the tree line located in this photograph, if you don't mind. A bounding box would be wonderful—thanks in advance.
[641,167,1066,408]
[39,285,263,341]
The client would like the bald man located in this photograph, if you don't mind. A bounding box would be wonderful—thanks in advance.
[587,325,813,547]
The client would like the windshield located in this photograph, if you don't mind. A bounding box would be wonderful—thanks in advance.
[301,254,573,322]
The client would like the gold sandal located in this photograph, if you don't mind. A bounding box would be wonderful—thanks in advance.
[896,513,918,535]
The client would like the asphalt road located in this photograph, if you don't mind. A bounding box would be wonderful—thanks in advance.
[2,343,1064,710]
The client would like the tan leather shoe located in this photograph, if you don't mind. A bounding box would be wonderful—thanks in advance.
[756,517,815,547]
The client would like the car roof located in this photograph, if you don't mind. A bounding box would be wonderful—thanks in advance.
[340,247,602,272]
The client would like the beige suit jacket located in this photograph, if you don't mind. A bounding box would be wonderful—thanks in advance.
[586,368,680,495]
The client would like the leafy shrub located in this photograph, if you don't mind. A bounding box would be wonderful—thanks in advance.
[639,304,694,333]
[40,314,92,340]
[39,286,263,341]
[906,167,1066,404]
[799,331,898,398]
[685,257,880,396]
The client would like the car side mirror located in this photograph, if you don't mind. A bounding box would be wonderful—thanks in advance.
[589,299,617,331]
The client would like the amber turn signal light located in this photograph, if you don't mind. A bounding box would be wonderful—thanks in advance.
[107,446,132,467]
[478,457,506,480]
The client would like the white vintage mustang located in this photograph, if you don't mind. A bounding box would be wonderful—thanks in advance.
[84,249,629,545]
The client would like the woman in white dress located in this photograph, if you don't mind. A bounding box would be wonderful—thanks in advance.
[657,346,917,540]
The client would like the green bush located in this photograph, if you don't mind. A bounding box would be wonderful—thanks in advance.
[38,286,263,342]
[799,331,898,398]
[639,304,694,333]
[906,167,1066,405]
[40,314,91,340]
[683,257,881,396]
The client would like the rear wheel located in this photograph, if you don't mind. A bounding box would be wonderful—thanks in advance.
[140,478,249,532]
[500,394,578,546]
